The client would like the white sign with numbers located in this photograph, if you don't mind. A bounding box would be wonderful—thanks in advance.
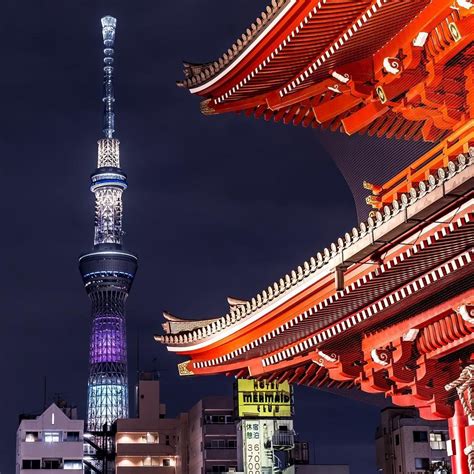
[243,420,274,474]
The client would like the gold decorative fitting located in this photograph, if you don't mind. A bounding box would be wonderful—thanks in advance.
[177,361,194,376]
[366,195,381,207]
[200,98,216,115]
[448,22,461,41]
[363,181,382,194]
[376,86,387,104]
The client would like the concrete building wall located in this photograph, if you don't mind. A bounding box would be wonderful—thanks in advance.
[375,408,450,474]
[115,379,181,474]
[137,380,166,421]
[16,403,84,474]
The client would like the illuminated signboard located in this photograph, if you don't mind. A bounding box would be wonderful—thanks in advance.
[236,379,292,418]
[242,420,274,474]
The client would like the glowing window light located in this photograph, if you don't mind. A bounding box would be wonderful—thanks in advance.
[25,432,38,443]
[64,460,83,470]
[44,432,60,443]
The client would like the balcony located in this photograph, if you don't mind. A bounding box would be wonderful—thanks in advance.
[203,424,236,436]
[204,448,237,462]
[116,468,175,474]
[20,441,84,459]
[272,431,295,450]
[116,443,175,457]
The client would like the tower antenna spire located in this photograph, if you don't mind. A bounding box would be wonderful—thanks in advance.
[101,16,116,138]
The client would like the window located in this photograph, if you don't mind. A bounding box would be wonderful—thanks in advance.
[211,466,227,472]
[395,434,400,446]
[146,432,158,443]
[430,432,446,450]
[166,435,170,446]
[42,458,62,469]
[205,414,234,424]
[413,431,428,442]
[65,431,80,442]
[25,432,38,442]
[415,458,430,470]
[64,460,83,470]
[206,439,237,449]
[163,459,171,466]
[44,432,61,443]
[22,460,41,469]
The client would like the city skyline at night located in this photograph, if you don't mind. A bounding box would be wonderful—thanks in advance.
[3,2,471,474]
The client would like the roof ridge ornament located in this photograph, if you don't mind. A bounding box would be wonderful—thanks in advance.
[227,296,248,306]
[163,310,185,322]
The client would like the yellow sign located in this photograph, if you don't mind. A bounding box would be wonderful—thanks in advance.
[237,379,292,418]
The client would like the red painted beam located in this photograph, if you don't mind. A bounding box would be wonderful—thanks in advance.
[341,101,389,135]
[449,401,469,474]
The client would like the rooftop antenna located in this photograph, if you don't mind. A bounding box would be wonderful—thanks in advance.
[136,330,141,378]
[43,376,47,410]
[101,16,116,138]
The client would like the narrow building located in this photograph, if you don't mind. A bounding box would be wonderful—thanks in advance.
[187,397,238,474]
[114,373,186,473]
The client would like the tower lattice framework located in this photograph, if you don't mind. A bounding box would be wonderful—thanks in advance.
[79,16,137,432]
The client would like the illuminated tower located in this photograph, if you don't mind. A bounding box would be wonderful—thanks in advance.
[79,16,137,432]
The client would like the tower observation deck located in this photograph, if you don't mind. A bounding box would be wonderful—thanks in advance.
[79,16,138,432]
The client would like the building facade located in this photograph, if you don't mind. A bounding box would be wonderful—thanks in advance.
[376,408,450,474]
[16,403,84,473]
[186,397,238,474]
[115,374,185,474]
[79,16,137,433]
[114,375,241,474]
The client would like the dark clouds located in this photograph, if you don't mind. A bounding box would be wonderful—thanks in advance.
[0,2,381,473]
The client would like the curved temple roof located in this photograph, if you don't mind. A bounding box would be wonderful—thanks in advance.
[156,153,473,353]
[179,0,474,144]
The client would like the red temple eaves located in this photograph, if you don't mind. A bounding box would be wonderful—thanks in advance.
[180,0,473,141]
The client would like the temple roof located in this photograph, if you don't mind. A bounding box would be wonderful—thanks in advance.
[180,0,429,95]
[177,0,474,143]
[155,153,473,352]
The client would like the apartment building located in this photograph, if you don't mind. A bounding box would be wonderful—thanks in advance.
[375,407,450,474]
[16,403,84,473]
[115,374,186,473]
[187,397,238,474]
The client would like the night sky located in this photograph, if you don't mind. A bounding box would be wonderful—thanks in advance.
[0,1,406,472]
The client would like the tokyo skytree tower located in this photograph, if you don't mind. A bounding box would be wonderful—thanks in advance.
[79,16,138,432]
